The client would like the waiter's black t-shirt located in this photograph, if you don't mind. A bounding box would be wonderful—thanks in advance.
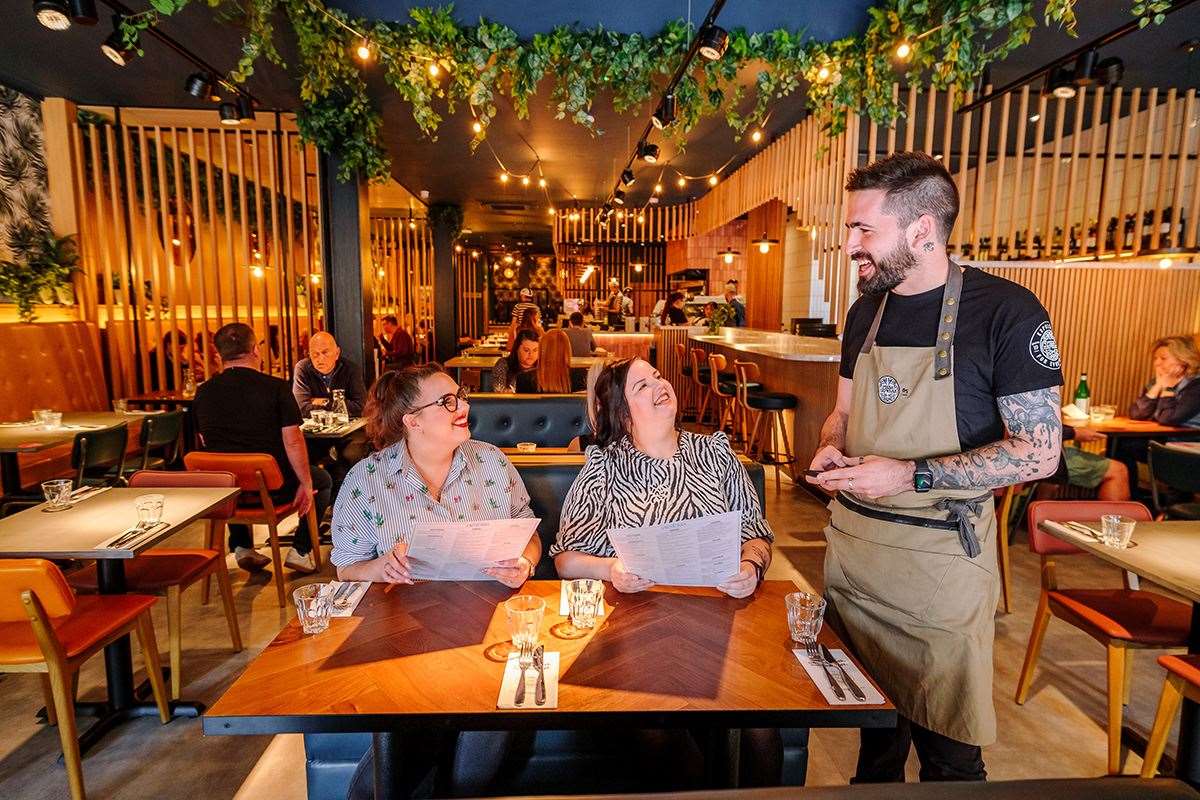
[193,367,303,488]
[839,266,1064,450]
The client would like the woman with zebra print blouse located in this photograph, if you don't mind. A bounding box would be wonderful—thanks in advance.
[550,357,774,598]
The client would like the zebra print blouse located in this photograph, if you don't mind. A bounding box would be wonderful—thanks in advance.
[549,430,774,559]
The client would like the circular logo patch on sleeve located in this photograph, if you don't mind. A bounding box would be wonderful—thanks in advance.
[1028,320,1061,370]
[878,375,901,404]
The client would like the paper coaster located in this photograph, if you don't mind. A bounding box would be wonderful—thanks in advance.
[558,580,606,617]
[328,581,369,617]
[793,648,886,705]
[497,651,559,709]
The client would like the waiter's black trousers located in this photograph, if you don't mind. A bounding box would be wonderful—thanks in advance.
[853,715,986,782]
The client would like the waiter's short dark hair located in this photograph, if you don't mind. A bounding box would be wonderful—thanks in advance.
[381,314,398,325]
[845,151,959,242]
[569,311,584,326]
[213,322,256,361]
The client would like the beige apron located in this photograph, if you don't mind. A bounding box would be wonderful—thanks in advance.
[823,265,999,746]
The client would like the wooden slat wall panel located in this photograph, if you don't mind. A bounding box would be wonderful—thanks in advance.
[70,112,325,395]
[370,216,436,361]
[552,202,693,250]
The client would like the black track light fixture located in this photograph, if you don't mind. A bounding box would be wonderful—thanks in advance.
[235,95,255,122]
[69,0,97,24]
[613,189,626,206]
[652,93,676,129]
[638,142,660,164]
[1071,48,1099,86]
[697,25,729,61]
[1044,65,1076,99]
[218,101,240,126]
[1095,56,1124,87]
[100,16,137,66]
[185,73,221,102]
[33,0,70,30]
[620,168,635,188]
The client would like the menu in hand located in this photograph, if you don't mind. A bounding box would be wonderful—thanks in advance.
[606,510,741,587]
[406,517,541,580]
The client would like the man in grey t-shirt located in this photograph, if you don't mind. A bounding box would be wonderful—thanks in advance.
[563,311,595,356]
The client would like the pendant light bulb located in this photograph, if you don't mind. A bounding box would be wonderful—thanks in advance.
[724,251,734,264]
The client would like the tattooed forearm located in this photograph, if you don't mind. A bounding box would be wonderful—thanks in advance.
[818,409,848,451]
[929,387,1062,490]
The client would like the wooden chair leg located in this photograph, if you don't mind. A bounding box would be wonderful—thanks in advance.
[200,520,224,606]
[1123,648,1135,706]
[267,521,287,608]
[1015,592,1052,704]
[46,663,84,800]
[134,612,171,724]
[1142,673,1186,778]
[696,390,710,431]
[38,673,58,726]
[770,414,781,493]
[165,585,183,700]
[776,411,796,484]
[747,411,764,460]
[997,524,1012,614]
[213,561,243,652]
[1107,643,1127,775]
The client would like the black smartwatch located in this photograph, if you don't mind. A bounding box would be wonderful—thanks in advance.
[913,458,933,493]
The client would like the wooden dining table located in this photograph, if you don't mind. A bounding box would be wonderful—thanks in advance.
[1039,520,1200,784]
[1074,416,1200,457]
[446,355,608,392]
[204,579,893,797]
[0,411,143,496]
[0,486,239,752]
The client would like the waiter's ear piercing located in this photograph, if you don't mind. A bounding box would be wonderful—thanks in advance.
[923,242,935,252]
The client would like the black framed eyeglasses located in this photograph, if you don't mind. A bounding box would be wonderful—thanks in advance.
[410,386,470,414]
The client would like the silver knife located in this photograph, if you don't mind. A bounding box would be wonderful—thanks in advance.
[822,643,867,702]
[116,521,168,550]
[812,648,845,700]
[533,645,546,706]
[1063,521,1100,539]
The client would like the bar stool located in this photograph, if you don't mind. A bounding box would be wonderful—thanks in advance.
[708,354,761,445]
[1142,653,1200,777]
[734,360,798,491]
[689,348,716,430]
[674,342,696,420]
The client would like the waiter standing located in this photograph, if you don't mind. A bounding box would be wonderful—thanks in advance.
[807,152,1063,782]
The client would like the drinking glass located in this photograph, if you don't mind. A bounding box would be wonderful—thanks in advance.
[785,591,826,644]
[505,594,545,666]
[569,579,603,629]
[135,494,165,526]
[293,583,333,634]
[1101,514,1136,549]
[112,398,129,414]
[41,479,74,511]
[41,411,62,430]
[32,409,50,425]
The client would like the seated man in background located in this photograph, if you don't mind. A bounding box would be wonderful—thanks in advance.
[292,331,367,417]
[724,283,746,328]
[1060,425,1129,501]
[564,311,596,357]
[194,322,332,574]
[378,314,414,371]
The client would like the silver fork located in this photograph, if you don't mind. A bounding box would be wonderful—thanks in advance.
[514,642,533,706]
[805,640,845,701]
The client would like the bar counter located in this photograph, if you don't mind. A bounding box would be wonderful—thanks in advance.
[657,326,841,472]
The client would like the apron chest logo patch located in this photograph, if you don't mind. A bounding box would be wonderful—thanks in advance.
[1028,320,1061,370]
[878,375,901,404]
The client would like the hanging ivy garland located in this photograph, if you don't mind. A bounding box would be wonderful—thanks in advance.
[123,1,1167,184]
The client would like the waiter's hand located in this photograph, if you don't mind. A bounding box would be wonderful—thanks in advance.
[816,455,917,499]
[806,445,853,482]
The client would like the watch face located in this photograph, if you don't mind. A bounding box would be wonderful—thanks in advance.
[914,473,933,491]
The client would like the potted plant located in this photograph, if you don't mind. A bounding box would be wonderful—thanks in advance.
[0,233,78,322]
[707,303,735,335]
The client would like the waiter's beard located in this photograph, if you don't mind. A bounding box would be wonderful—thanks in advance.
[854,241,918,295]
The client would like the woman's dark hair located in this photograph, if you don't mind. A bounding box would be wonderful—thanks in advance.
[516,306,539,331]
[587,357,638,448]
[365,362,444,449]
[506,329,540,374]
[660,292,685,326]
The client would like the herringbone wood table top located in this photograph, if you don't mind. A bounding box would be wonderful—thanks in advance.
[204,580,894,735]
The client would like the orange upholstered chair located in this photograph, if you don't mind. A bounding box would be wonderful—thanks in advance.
[68,470,242,699]
[1143,654,1200,777]
[1014,500,1190,774]
[183,452,322,607]
[0,559,169,800]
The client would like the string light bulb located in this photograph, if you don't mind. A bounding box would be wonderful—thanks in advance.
[471,250,479,259]
[1159,257,1172,269]
[472,120,483,134]
[677,176,687,188]
[537,177,547,188]
[751,129,763,143]
[637,213,645,224]
[408,218,416,230]
[454,243,463,253]
[634,263,643,273]
[521,175,530,187]
[310,273,321,284]
[895,41,912,61]
[547,207,556,216]
[428,61,440,77]
[816,65,831,82]
[499,172,509,183]
[377,268,385,278]
[708,174,719,187]
[654,182,663,194]
[356,38,371,62]
[251,265,265,279]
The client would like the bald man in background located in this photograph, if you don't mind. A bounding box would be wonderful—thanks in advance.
[292,331,367,417]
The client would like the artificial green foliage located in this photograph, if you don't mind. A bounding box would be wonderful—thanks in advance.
[0,233,78,322]
[428,203,464,241]
[126,1,1161,183]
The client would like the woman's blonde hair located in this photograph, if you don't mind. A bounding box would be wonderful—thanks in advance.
[537,329,573,393]
[1151,335,1200,376]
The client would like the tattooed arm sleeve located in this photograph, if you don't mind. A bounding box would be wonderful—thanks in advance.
[928,386,1062,490]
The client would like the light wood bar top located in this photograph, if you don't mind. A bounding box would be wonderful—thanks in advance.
[689,329,841,363]
[1039,520,1200,603]
[203,580,893,735]
[0,487,239,559]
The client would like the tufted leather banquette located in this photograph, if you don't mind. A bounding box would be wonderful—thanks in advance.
[467,393,590,448]
[0,322,132,490]
[304,457,811,799]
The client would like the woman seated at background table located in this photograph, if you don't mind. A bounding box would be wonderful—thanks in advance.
[537,329,586,393]
[551,356,778,786]
[658,291,688,326]
[492,329,540,394]
[330,363,540,587]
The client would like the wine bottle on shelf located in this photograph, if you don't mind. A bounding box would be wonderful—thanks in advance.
[1160,206,1173,247]
[1123,214,1135,250]
[1086,221,1097,252]
[1105,217,1118,251]
[1074,373,1091,416]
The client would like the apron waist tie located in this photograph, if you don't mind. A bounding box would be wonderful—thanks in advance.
[932,494,993,559]
[836,492,992,558]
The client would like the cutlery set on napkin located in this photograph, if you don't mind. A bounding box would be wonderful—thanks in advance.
[497,646,559,710]
[98,520,170,551]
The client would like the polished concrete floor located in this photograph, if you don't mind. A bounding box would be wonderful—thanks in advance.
[0,473,1186,798]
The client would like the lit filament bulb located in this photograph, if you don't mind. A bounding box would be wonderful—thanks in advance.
[751,129,763,143]
[356,39,371,61]
[708,174,719,186]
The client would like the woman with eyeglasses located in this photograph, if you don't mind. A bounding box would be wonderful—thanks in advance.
[330,363,541,587]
